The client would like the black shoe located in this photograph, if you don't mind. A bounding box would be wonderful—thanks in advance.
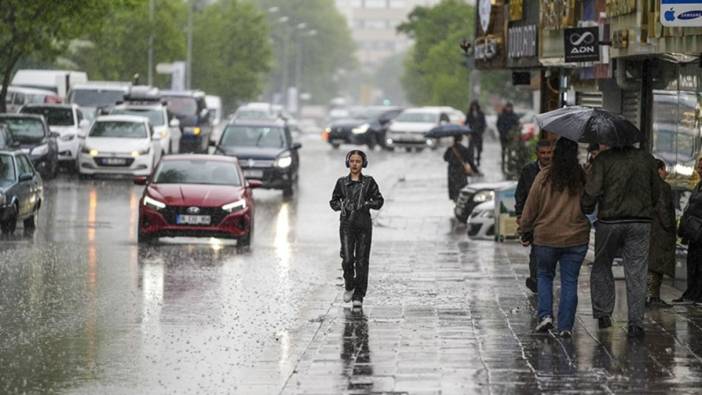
[525,278,538,294]
[647,297,673,308]
[598,316,612,329]
[627,325,645,338]
[672,296,694,305]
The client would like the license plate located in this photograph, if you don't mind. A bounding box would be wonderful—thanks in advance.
[244,169,263,179]
[103,158,127,165]
[176,215,211,225]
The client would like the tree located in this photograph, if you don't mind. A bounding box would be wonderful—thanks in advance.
[191,0,272,112]
[68,0,187,87]
[255,0,356,104]
[0,0,141,112]
[397,0,473,109]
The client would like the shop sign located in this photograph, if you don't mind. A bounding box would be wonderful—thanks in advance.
[661,0,702,26]
[509,0,524,21]
[475,36,501,60]
[564,27,600,63]
[508,25,537,58]
[479,0,492,33]
[542,0,576,30]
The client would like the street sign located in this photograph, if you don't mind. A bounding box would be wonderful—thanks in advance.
[564,27,600,63]
[661,0,702,26]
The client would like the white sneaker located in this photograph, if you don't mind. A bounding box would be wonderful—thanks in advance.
[535,316,553,333]
[343,289,354,303]
[352,300,363,308]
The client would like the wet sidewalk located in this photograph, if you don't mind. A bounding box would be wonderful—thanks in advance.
[280,143,702,394]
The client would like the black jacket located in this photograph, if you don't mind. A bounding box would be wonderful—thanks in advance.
[465,111,486,135]
[497,111,519,140]
[515,161,541,217]
[330,175,384,225]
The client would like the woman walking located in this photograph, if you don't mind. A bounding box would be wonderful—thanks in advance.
[519,138,590,337]
[465,101,486,167]
[443,135,476,202]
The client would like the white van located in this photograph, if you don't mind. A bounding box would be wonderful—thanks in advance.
[3,86,59,113]
[12,69,88,99]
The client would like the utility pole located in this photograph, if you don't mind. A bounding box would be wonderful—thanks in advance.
[186,0,193,90]
[147,0,155,86]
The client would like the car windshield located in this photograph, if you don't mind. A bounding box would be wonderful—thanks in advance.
[0,117,45,142]
[21,107,74,126]
[69,89,125,107]
[90,121,147,138]
[235,109,273,120]
[220,125,285,148]
[395,112,438,123]
[112,108,165,126]
[165,96,198,117]
[153,159,242,186]
[0,154,15,183]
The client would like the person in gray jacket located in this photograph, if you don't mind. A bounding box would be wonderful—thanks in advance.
[582,145,660,338]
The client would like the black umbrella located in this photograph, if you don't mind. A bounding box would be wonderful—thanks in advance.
[535,106,644,147]
[424,123,472,139]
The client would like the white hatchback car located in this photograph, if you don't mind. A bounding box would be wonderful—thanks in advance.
[386,107,450,151]
[78,115,162,177]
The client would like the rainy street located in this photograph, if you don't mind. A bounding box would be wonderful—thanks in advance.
[0,137,701,394]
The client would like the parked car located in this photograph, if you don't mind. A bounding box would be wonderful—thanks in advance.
[437,106,466,125]
[78,115,162,178]
[12,69,88,98]
[324,106,403,150]
[111,87,179,155]
[67,81,131,121]
[0,125,15,149]
[212,119,301,197]
[19,104,90,170]
[135,154,260,245]
[386,107,451,151]
[467,200,495,240]
[161,90,211,153]
[454,180,515,223]
[0,150,43,234]
[3,86,60,113]
[0,114,59,179]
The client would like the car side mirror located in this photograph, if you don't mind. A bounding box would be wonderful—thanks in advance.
[247,179,263,189]
[49,131,60,138]
[133,176,148,185]
[169,118,180,128]
[292,142,302,150]
[18,173,33,182]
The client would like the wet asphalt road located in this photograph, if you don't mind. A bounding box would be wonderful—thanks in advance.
[4,137,702,394]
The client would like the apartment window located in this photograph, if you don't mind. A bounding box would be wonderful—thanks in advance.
[364,0,386,8]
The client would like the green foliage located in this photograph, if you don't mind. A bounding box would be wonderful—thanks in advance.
[397,0,473,109]
[0,0,140,111]
[255,0,356,104]
[192,0,272,111]
[69,0,186,86]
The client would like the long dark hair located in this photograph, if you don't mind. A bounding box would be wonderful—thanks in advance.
[467,100,481,114]
[545,138,585,195]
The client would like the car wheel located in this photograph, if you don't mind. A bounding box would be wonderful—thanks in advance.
[404,147,412,153]
[23,214,36,229]
[1,205,18,234]
[332,143,340,149]
[238,226,252,248]
[137,229,154,244]
[415,147,424,153]
[367,135,376,150]
[283,185,294,198]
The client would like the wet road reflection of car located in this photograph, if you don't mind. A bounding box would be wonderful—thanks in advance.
[0,150,43,234]
[136,154,260,245]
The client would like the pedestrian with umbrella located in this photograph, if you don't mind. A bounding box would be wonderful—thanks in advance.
[536,106,659,339]
[443,134,477,202]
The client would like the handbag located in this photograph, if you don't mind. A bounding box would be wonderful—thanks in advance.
[452,146,474,176]
[679,212,702,243]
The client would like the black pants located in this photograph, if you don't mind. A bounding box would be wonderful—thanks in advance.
[468,134,483,166]
[340,223,372,301]
[500,137,509,171]
[683,242,702,301]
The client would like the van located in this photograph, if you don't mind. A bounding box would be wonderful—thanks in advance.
[3,86,60,113]
[12,69,88,99]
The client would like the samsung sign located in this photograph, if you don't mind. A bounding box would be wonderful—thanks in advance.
[563,27,600,63]
[661,0,702,26]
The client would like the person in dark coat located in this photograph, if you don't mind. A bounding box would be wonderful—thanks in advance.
[443,135,476,202]
[515,139,553,293]
[647,159,676,308]
[674,156,702,304]
[330,150,384,308]
[496,102,520,172]
[465,101,486,167]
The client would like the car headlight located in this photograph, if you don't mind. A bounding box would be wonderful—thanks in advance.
[275,153,293,168]
[143,195,166,210]
[472,190,495,203]
[222,199,247,213]
[132,147,151,158]
[60,134,76,142]
[81,146,99,156]
[352,124,369,135]
[31,144,49,156]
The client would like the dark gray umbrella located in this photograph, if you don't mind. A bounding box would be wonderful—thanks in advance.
[535,106,644,147]
[424,123,472,139]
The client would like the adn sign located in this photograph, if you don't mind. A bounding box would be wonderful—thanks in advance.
[661,0,702,26]
[564,27,600,63]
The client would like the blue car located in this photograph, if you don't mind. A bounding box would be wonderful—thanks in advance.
[0,150,43,234]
